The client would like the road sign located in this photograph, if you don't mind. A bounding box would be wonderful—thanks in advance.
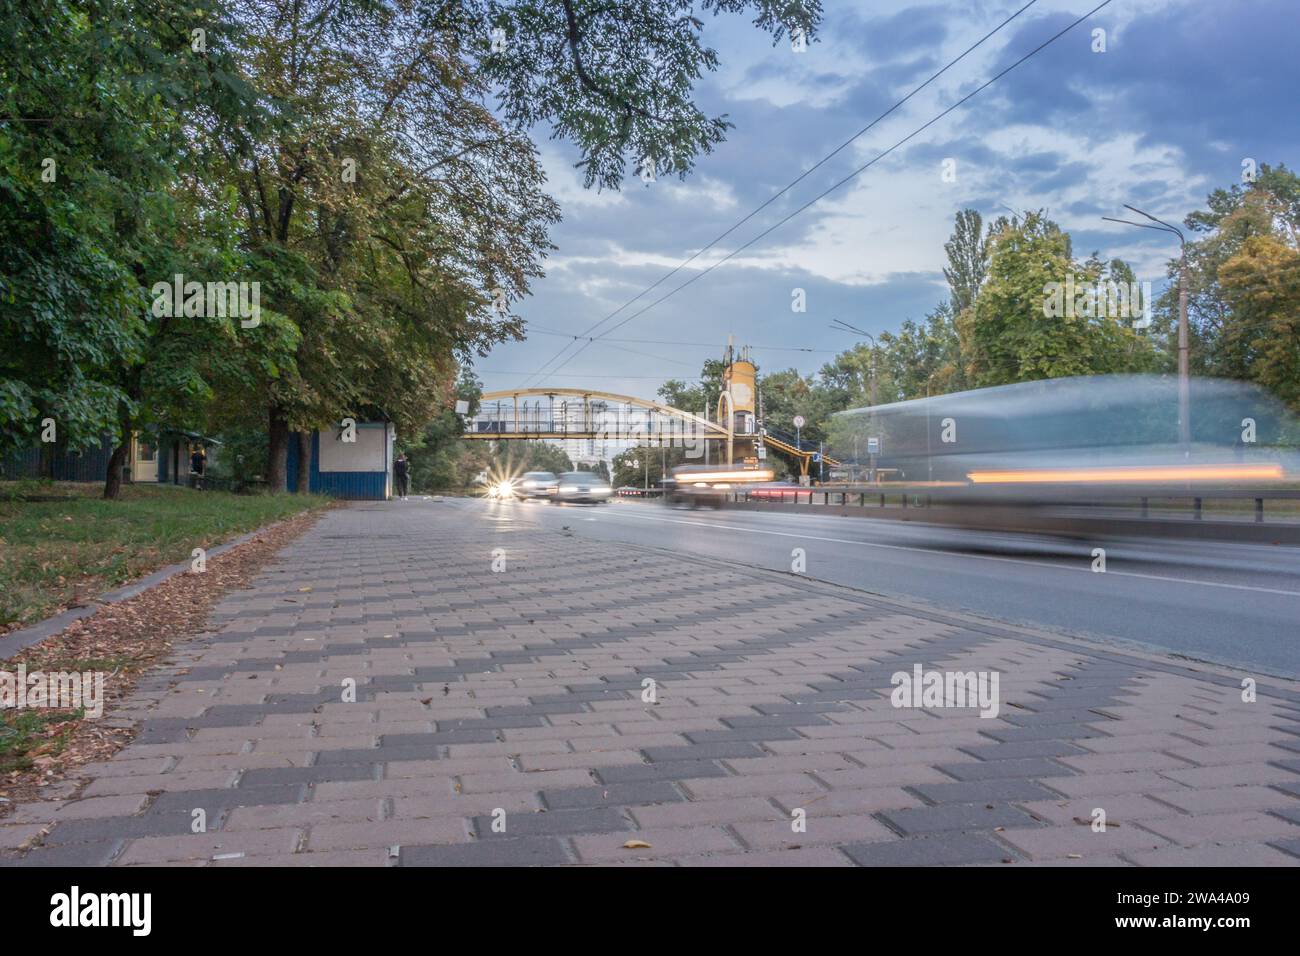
[812,452,821,463]
[454,400,469,415]
[792,415,805,428]
[757,445,766,460]
[867,436,880,455]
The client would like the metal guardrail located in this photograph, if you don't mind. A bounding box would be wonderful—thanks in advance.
[734,485,1300,522]
[724,485,1300,542]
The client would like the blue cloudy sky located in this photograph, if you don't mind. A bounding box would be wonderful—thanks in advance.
[476,0,1300,401]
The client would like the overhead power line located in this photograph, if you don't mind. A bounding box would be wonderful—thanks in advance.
[524,325,839,354]
[524,0,1048,385]
[542,0,1116,383]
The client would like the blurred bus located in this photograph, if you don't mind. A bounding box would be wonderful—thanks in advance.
[827,375,1298,496]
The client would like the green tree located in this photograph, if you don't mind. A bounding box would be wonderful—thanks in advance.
[493,440,574,477]
[1218,235,1300,413]
[217,0,563,490]
[943,208,989,316]
[405,370,485,491]
[612,444,682,487]
[475,0,822,190]
[0,1,179,462]
[1150,163,1300,382]
[963,211,1156,387]
[877,304,962,401]
[657,358,727,414]
[0,0,294,499]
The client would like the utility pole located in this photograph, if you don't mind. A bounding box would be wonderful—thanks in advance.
[1103,204,1190,452]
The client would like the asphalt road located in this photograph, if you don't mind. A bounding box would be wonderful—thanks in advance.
[445,495,1300,679]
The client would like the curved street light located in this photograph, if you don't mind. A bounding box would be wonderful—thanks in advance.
[1103,204,1190,451]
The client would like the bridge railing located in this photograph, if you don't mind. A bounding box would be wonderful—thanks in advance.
[471,404,723,441]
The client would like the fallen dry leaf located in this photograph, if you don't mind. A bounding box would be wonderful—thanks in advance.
[622,839,653,849]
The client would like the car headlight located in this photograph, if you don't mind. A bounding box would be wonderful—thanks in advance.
[494,481,514,497]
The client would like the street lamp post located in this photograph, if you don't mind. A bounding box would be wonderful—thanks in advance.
[1103,204,1190,452]
[831,319,879,480]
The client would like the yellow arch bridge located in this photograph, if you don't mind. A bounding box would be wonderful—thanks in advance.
[464,387,838,476]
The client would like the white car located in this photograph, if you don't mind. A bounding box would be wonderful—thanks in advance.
[518,471,559,499]
[553,471,612,504]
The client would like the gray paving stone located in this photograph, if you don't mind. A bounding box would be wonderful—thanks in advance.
[472,807,629,838]
[539,782,685,811]
[317,745,439,764]
[722,715,831,729]
[437,717,546,731]
[312,747,391,765]
[978,724,1110,743]
[44,812,202,844]
[936,758,1074,782]
[908,779,1060,805]
[0,840,121,866]
[239,764,376,787]
[594,760,729,784]
[488,703,588,717]
[958,740,1090,760]
[150,785,305,813]
[399,837,571,867]
[381,730,498,746]
[643,743,764,762]
[1268,805,1300,826]
[685,729,801,744]
[1269,837,1300,859]
[754,703,846,716]
[878,803,1043,836]
[842,832,1014,866]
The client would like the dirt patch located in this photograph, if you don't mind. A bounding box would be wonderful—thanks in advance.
[0,504,335,817]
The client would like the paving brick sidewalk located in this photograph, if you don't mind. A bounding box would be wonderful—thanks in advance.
[4,499,1299,866]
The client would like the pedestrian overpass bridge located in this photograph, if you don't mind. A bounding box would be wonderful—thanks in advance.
[464,386,838,475]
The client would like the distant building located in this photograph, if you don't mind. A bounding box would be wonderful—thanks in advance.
[0,429,217,486]
[2,421,395,501]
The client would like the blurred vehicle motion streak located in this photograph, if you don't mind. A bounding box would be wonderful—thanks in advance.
[825,375,1299,504]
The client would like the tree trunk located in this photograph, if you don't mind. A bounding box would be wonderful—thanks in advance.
[103,442,128,499]
[267,403,290,493]
[38,435,55,479]
[103,403,133,500]
[295,431,312,494]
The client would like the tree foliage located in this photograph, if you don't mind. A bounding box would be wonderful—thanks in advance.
[472,0,823,189]
[962,211,1156,387]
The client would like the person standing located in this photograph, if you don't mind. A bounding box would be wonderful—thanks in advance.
[394,452,410,499]
[190,446,206,489]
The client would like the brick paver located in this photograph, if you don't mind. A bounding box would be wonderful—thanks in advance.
[3,498,1299,866]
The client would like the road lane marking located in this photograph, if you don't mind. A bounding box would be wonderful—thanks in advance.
[597,507,1300,598]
